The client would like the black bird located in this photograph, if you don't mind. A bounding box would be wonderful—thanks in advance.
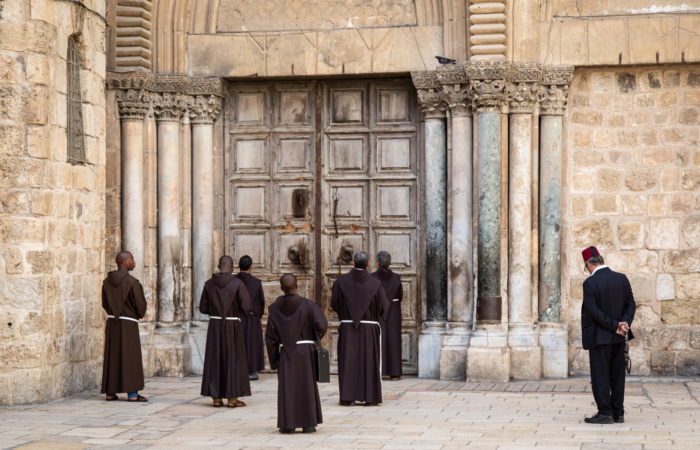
[435,56,456,65]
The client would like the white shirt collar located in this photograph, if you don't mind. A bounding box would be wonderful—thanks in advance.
[590,265,608,276]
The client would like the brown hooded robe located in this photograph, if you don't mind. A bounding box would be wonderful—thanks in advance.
[331,268,389,404]
[372,267,403,378]
[101,270,148,394]
[200,273,251,399]
[265,294,328,429]
[236,272,266,373]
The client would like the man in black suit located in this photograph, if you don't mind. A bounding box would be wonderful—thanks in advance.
[581,246,636,424]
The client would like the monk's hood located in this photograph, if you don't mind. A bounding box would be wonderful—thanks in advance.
[212,273,235,289]
[107,270,129,287]
[374,267,394,283]
[344,269,382,327]
[274,294,310,361]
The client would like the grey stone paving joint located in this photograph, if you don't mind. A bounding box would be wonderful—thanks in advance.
[1,375,699,450]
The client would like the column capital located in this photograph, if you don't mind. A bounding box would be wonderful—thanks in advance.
[189,95,223,125]
[152,93,193,122]
[107,71,155,91]
[538,65,575,116]
[115,89,150,120]
[437,65,472,117]
[506,63,542,114]
[411,71,446,119]
[465,61,510,113]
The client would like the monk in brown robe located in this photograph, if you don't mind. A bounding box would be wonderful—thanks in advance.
[101,251,148,402]
[266,273,328,434]
[331,250,389,406]
[236,255,266,381]
[200,255,251,407]
[372,251,403,380]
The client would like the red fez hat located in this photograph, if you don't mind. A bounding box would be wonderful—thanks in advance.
[582,246,599,262]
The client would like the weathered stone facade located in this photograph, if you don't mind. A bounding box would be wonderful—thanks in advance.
[566,66,700,376]
[1,0,106,404]
[2,0,700,405]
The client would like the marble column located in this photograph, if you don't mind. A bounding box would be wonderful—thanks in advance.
[506,63,543,380]
[437,66,473,380]
[412,71,448,378]
[537,66,574,378]
[465,61,511,382]
[190,95,222,321]
[152,93,190,324]
[116,90,149,281]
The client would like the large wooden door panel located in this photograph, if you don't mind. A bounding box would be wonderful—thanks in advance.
[225,78,421,374]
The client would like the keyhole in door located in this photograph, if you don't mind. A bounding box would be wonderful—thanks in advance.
[292,188,308,218]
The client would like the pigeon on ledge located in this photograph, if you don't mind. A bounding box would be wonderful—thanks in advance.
[435,56,456,65]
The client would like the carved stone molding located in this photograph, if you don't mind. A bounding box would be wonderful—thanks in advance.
[189,77,227,98]
[116,89,150,120]
[506,63,542,115]
[437,65,468,85]
[539,66,574,116]
[153,75,191,94]
[152,93,193,122]
[412,71,446,119]
[465,61,510,113]
[107,71,155,91]
[189,95,223,125]
[437,66,471,117]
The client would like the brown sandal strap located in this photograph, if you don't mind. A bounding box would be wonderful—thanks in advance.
[128,395,148,402]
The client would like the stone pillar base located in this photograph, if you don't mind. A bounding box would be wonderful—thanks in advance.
[188,321,208,375]
[540,322,568,378]
[419,322,446,378]
[147,322,192,377]
[510,346,542,380]
[467,347,510,382]
[439,323,471,381]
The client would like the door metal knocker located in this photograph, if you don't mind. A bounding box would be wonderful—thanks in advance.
[336,244,353,275]
[287,242,307,265]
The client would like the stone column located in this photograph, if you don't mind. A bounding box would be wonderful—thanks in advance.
[437,66,473,381]
[465,61,510,382]
[537,66,574,378]
[116,90,149,281]
[505,63,543,380]
[152,93,190,324]
[412,71,448,378]
[190,95,222,320]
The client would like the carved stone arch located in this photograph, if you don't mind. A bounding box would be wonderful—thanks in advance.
[152,0,195,73]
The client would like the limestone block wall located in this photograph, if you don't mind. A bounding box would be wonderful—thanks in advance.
[0,0,107,404]
[565,65,700,376]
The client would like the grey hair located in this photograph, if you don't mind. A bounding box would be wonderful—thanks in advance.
[376,251,391,268]
[587,255,605,266]
[353,250,370,269]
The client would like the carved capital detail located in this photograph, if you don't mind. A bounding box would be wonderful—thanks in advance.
[506,63,542,114]
[189,77,227,98]
[189,95,222,125]
[436,65,468,85]
[538,65,575,116]
[152,93,193,122]
[152,75,191,94]
[116,89,150,120]
[412,71,446,119]
[437,65,471,117]
[106,71,155,91]
[465,61,510,112]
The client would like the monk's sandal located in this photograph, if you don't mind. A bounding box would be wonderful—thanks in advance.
[227,400,246,408]
[302,427,317,433]
[279,428,294,434]
[128,395,148,402]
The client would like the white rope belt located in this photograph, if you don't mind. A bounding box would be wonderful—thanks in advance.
[107,315,139,323]
[340,320,382,384]
[280,340,315,347]
[209,316,240,321]
[393,299,400,302]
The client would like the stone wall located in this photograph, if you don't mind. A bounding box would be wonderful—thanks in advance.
[566,65,700,376]
[0,0,107,404]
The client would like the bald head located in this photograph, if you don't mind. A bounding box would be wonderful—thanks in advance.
[218,255,234,273]
[116,251,135,271]
[280,273,297,294]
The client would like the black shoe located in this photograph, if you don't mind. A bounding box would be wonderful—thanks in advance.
[302,427,316,433]
[613,415,624,423]
[279,428,295,434]
[584,413,614,424]
[249,374,259,380]
[339,401,355,406]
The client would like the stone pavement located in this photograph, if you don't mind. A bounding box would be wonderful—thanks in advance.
[0,375,699,450]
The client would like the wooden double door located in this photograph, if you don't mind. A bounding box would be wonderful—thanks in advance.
[224,78,421,374]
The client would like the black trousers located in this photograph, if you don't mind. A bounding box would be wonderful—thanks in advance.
[589,343,626,417]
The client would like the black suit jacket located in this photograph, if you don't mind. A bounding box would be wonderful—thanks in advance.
[581,267,636,350]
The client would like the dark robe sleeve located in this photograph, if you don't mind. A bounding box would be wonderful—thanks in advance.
[257,283,266,318]
[378,285,390,320]
[398,281,403,303]
[200,286,210,315]
[583,280,618,333]
[131,281,148,319]
[265,317,281,370]
[237,283,251,315]
[330,280,341,316]
[102,286,108,313]
[312,302,328,339]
